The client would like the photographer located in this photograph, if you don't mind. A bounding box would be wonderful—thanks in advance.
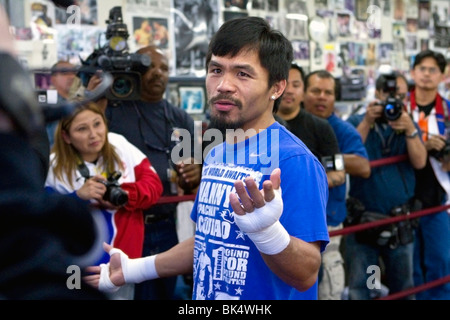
[344,72,427,300]
[45,102,163,300]
[409,49,450,300]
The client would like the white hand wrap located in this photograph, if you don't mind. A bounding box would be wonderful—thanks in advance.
[98,248,159,292]
[233,188,290,255]
[124,254,159,284]
[98,263,119,293]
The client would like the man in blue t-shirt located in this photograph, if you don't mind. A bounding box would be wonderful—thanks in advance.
[85,17,329,300]
[302,70,371,300]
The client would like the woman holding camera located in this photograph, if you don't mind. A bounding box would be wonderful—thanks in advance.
[45,102,163,299]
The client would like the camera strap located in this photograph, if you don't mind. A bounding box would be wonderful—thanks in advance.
[76,160,91,182]
[373,123,395,156]
[76,159,109,182]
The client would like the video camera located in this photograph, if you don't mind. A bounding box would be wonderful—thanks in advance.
[378,72,404,122]
[79,6,150,101]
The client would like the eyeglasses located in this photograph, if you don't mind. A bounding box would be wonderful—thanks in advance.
[416,66,440,75]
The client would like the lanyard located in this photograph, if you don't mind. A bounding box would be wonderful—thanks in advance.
[373,123,395,156]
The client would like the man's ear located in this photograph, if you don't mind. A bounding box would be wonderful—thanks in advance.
[272,79,287,99]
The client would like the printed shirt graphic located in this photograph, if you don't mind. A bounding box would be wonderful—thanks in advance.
[191,122,329,300]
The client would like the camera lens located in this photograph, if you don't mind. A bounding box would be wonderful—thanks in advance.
[109,187,129,206]
[104,186,128,206]
[111,75,134,98]
[383,99,402,121]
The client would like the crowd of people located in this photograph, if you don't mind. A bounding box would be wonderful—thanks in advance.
[1,1,449,300]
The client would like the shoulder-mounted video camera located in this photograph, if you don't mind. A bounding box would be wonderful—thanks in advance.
[377,72,404,122]
[79,6,150,101]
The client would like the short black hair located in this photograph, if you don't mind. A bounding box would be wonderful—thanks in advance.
[205,16,293,113]
[304,69,336,95]
[290,64,305,83]
[413,50,446,73]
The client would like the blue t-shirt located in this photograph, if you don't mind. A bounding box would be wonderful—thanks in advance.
[190,122,329,300]
[327,113,369,226]
[346,114,418,214]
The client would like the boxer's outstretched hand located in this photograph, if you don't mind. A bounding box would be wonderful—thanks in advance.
[229,168,289,255]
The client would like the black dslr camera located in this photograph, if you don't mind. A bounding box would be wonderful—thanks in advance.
[79,6,150,101]
[430,120,450,161]
[377,73,404,122]
[99,171,128,206]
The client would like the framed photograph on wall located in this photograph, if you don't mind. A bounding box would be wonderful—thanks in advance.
[179,86,205,114]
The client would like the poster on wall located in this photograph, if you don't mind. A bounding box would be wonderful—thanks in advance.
[431,0,450,28]
[172,0,219,76]
[433,26,450,48]
[284,0,308,40]
[336,11,351,38]
[30,1,56,40]
[132,16,169,50]
[179,86,205,114]
[418,0,430,29]
[55,25,104,65]
[292,39,310,61]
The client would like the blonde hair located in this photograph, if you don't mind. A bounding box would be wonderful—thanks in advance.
[50,102,123,188]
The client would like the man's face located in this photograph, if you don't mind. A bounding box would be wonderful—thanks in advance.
[206,49,282,133]
[139,46,169,102]
[303,74,335,119]
[411,56,444,92]
[278,68,304,118]
[51,62,77,98]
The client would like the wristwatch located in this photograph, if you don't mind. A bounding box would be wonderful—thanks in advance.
[405,129,419,139]
[334,153,345,171]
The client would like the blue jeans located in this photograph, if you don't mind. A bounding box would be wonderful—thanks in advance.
[413,209,450,300]
[134,214,180,300]
[345,233,415,300]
